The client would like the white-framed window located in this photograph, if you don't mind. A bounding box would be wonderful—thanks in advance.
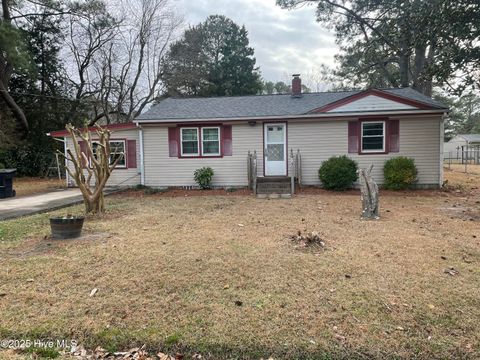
[181,127,199,156]
[92,140,126,168]
[201,127,220,156]
[361,121,385,152]
[109,140,126,167]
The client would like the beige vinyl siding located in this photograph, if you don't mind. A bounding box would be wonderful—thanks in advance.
[288,116,441,186]
[142,116,441,188]
[328,95,416,112]
[143,123,263,187]
[65,128,141,187]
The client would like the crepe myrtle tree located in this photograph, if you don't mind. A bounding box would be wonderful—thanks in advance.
[58,124,121,214]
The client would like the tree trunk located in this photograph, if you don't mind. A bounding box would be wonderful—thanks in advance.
[358,165,379,219]
[84,192,105,214]
[2,0,11,22]
[423,42,436,97]
[398,17,410,88]
[398,50,409,88]
[412,44,426,93]
[0,77,29,131]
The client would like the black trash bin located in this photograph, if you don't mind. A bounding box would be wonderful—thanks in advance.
[0,169,16,199]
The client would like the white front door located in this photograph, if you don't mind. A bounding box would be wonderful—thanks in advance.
[264,123,287,176]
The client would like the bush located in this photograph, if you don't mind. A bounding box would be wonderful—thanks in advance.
[0,144,55,176]
[194,167,214,189]
[318,155,358,190]
[383,157,418,190]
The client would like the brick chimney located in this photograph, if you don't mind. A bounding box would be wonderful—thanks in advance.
[291,74,302,97]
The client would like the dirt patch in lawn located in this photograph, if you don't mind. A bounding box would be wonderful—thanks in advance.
[0,174,479,359]
[1,232,114,259]
[13,177,65,197]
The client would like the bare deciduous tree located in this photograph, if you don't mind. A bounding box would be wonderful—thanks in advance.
[60,124,120,214]
[65,0,182,126]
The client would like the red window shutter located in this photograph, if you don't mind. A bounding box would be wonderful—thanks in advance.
[388,119,400,152]
[168,127,179,157]
[348,121,359,153]
[78,141,88,167]
[222,125,232,156]
[127,140,137,168]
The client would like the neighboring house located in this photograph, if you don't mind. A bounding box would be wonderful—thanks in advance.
[49,76,449,190]
[444,134,480,160]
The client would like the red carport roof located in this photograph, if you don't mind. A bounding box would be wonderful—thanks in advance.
[48,122,137,137]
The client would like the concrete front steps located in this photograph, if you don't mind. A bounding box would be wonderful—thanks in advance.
[256,176,292,198]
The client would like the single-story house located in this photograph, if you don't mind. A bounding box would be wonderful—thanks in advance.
[49,76,449,191]
[444,134,480,163]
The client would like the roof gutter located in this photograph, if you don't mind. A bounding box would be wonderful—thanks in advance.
[134,108,448,125]
[135,123,145,186]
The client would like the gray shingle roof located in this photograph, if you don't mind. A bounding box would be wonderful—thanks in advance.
[458,134,480,142]
[136,87,448,122]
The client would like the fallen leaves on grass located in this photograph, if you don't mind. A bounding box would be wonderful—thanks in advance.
[444,267,459,276]
[287,230,326,250]
[65,344,186,359]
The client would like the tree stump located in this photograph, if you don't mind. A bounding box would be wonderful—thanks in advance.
[358,164,379,219]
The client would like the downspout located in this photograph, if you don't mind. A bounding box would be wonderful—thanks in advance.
[439,114,445,187]
[137,124,145,186]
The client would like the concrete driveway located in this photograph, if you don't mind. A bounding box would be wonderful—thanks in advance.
[0,188,120,221]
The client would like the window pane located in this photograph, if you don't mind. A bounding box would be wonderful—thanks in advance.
[267,126,284,143]
[363,123,383,136]
[203,141,219,154]
[110,153,125,166]
[182,129,198,141]
[203,128,219,141]
[182,141,198,154]
[362,136,384,150]
[92,143,99,158]
[109,141,125,166]
[110,141,124,151]
[267,144,284,161]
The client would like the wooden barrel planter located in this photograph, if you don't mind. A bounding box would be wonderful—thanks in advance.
[50,216,85,239]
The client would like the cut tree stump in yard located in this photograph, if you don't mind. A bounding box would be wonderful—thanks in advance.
[358,164,379,220]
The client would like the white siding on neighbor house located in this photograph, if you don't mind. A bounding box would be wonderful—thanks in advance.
[288,116,441,186]
[65,128,141,187]
[143,123,263,187]
[444,136,467,157]
[327,95,417,113]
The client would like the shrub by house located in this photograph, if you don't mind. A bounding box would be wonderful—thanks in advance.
[383,157,418,190]
[194,167,214,189]
[318,155,358,191]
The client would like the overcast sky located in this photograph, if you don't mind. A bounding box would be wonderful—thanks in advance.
[176,0,338,89]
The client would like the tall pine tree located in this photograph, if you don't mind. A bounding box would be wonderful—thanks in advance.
[162,15,262,97]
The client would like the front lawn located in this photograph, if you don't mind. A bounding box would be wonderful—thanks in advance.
[0,174,479,359]
[13,177,65,197]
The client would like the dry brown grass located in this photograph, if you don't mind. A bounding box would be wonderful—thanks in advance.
[443,165,480,196]
[0,173,479,359]
[446,163,480,176]
[13,177,65,197]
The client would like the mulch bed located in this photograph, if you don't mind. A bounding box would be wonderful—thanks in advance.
[116,188,252,198]
[116,186,458,199]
